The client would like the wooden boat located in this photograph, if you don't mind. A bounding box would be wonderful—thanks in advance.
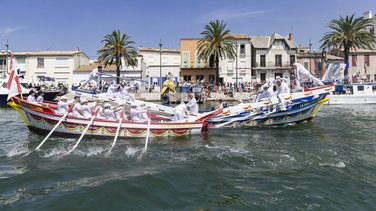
[210,85,332,128]
[8,97,221,138]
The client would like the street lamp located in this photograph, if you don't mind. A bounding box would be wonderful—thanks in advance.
[159,39,162,90]
[235,44,239,91]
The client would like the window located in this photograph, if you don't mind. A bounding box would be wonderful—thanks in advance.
[195,52,200,68]
[208,55,215,68]
[304,62,309,69]
[209,75,215,83]
[240,44,245,55]
[357,86,364,91]
[182,52,189,68]
[275,73,283,79]
[196,75,204,81]
[365,55,370,66]
[227,61,233,71]
[352,55,357,67]
[318,62,322,71]
[275,55,282,67]
[240,61,246,72]
[37,58,44,68]
[183,75,191,82]
[260,55,266,67]
[55,58,69,67]
[290,55,295,65]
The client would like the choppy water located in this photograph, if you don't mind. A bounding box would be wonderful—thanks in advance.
[0,104,375,210]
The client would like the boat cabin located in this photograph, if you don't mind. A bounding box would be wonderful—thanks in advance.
[335,84,375,95]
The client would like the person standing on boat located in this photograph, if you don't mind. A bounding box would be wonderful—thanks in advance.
[82,65,104,88]
[275,78,290,111]
[173,102,188,121]
[293,63,324,86]
[27,90,37,104]
[187,94,198,115]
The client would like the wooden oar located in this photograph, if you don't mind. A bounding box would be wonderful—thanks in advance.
[65,107,100,154]
[143,114,152,152]
[35,100,77,151]
[107,108,124,155]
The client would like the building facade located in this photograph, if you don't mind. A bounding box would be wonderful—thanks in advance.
[297,47,326,79]
[218,34,252,83]
[139,47,180,88]
[74,57,146,85]
[180,38,216,84]
[0,50,90,85]
[251,33,298,83]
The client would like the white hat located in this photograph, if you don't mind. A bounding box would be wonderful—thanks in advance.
[60,96,67,100]
[103,103,111,108]
[261,84,269,89]
[81,99,88,103]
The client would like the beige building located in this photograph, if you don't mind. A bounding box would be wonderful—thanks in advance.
[180,38,216,83]
[0,50,90,85]
[251,33,298,82]
[218,34,252,83]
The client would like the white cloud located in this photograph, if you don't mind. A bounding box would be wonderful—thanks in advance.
[199,6,274,23]
[1,26,24,37]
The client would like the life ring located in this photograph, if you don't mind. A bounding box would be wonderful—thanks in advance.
[161,94,170,104]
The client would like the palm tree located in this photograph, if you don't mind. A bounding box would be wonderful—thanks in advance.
[320,14,376,80]
[197,20,237,85]
[97,30,138,84]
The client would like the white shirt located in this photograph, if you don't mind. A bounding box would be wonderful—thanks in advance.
[71,103,83,118]
[275,82,290,95]
[100,108,116,120]
[173,103,187,121]
[256,87,274,102]
[187,97,198,114]
[81,103,96,118]
[89,68,102,78]
[36,95,44,102]
[57,101,69,114]
[27,95,37,104]
[130,108,147,122]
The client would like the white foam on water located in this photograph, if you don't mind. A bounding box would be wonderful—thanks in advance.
[319,161,346,168]
[6,145,29,157]
[41,147,67,158]
[80,146,107,157]
[125,147,141,157]
[281,154,296,161]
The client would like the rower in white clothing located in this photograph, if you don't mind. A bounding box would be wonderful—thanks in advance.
[187,94,198,115]
[56,96,69,114]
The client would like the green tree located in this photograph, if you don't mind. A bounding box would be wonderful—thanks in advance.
[320,14,376,80]
[197,20,237,85]
[97,30,138,84]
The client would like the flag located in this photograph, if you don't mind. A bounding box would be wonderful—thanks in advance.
[6,69,22,101]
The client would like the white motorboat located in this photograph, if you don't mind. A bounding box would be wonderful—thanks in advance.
[327,83,376,104]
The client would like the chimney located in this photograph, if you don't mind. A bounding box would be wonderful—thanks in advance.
[288,33,293,41]
[363,10,372,19]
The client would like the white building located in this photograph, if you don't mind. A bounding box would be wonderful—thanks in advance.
[251,33,298,82]
[0,50,90,85]
[74,57,146,85]
[218,34,252,83]
[139,47,180,87]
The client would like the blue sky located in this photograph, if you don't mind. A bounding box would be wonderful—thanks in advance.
[1,0,375,59]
